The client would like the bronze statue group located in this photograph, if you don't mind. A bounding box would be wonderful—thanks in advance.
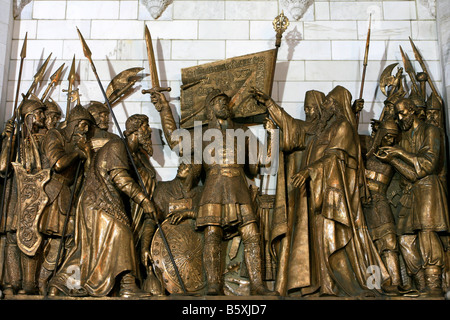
[0,30,448,299]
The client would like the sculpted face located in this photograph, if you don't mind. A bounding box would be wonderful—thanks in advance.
[176,163,190,179]
[321,97,337,121]
[211,95,231,120]
[45,111,61,130]
[381,133,396,147]
[31,108,46,128]
[395,101,415,131]
[95,111,110,131]
[137,120,153,156]
[427,109,441,128]
[304,104,319,122]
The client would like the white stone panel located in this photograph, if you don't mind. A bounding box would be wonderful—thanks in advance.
[66,1,120,20]
[383,1,417,20]
[274,61,305,81]
[278,81,333,102]
[10,39,62,60]
[225,1,278,20]
[145,21,198,40]
[13,19,36,39]
[225,40,274,58]
[278,40,331,61]
[37,20,90,40]
[249,20,279,40]
[32,1,66,20]
[199,21,249,40]
[172,40,225,60]
[411,21,438,40]
[358,20,411,40]
[91,20,143,39]
[314,1,330,20]
[330,1,382,20]
[120,1,139,19]
[117,39,171,61]
[8,59,35,81]
[305,61,361,81]
[304,21,358,40]
[173,1,224,20]
[417,0,436,20]
[62,39,118,60]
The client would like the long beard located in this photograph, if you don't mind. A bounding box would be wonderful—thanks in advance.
[139,135,153,156]
[399,116,413,131]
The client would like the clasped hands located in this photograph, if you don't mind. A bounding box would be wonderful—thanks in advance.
[375,146,403,163]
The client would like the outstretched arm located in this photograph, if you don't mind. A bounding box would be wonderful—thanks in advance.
[150,91,180,150]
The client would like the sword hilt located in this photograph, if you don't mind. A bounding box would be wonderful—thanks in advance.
[142,86,171,95]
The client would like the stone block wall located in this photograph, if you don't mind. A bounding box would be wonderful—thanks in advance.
[0,0,444,192]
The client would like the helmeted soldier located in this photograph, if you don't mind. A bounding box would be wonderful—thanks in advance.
[86,101,120,152]
[150,88,278,296]
[376,97,450,296]
[364,119,404,294]
[0,96,47,295]
[43,98,62,130]
[37,104,95,294]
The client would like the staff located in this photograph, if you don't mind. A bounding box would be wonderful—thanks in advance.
[356,14,371,127]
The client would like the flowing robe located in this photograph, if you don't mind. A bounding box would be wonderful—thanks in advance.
[269,104,389,296]
[50,139,145,296]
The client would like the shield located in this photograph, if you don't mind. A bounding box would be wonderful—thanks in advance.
[12,162,51,256]
[151,219,205,294]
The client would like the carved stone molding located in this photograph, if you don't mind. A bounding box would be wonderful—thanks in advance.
[13,0,32,19]
[140,0,173,19]
[280,0,314,21]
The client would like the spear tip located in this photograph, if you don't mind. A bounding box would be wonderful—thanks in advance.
[20,32,27,59]
[51,63,65,83]
[76,27,92,62]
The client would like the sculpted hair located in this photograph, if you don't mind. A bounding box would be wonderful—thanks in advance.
[396,98,419,114]
[124,114,149,136]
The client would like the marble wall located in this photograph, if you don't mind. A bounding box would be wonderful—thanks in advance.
[0,0,445,191]
[0,0,13,127]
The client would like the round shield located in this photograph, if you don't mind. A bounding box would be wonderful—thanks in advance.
[151,219,205,294]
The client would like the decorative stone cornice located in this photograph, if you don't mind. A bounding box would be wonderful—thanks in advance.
[140,0,173,19]
[280,0,314,21]
[13,0,32,18]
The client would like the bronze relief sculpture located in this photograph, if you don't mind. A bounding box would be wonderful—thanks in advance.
[0,14,448,301]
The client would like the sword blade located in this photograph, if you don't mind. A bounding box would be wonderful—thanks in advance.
[144,25,160,89]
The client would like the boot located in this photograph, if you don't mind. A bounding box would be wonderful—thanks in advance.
[119,273,151,298]
[38,266,53,295]
[203,235,223,295]
[4,242,21,294]
[424,266,443,297]
[414,268,427,294]
[21,252,39,295]
[244,241,278,296]
[381,250,402,295]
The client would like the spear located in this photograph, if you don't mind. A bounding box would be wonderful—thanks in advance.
[0,33,27,231]
[21,53,52,103]
[76,27,188,294]
[399,45,421,96]
[409,37,443,104]
[61,55,76,127]
[359,14,371,101]
[40,63,65,102]
[14,32,27,118]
